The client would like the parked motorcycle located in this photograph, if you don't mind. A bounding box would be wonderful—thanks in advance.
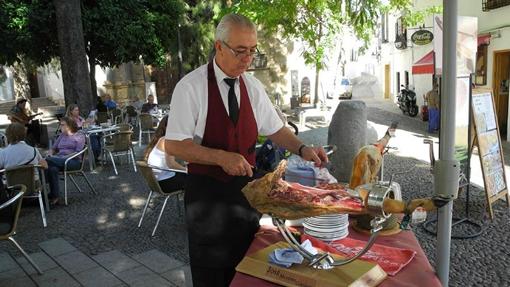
[397,85,419,117]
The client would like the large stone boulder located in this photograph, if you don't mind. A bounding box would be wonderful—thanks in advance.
[328,101,367,182]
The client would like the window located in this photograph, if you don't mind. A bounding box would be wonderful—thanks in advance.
[396,72,401,93]
[395,17,407,50]
[482,0,510,11]
[381,13,389,43]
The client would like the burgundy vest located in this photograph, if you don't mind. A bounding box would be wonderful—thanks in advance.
[187,62,258,182]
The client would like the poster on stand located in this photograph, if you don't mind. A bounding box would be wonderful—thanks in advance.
[471,89,510,219]
[433,15,477,76]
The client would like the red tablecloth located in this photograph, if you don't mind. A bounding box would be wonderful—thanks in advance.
[230,225,441,287]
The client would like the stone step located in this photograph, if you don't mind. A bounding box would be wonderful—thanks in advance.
[2,238,191,287]
[0,252,37,287]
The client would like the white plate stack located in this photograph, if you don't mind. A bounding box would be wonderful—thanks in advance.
[303,214,349,242]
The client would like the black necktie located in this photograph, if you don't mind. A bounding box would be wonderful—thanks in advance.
[224,78,239,125]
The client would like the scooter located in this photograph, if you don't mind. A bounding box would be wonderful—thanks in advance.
[397,85,419,117]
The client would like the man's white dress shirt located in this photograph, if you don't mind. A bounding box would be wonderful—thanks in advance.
[165,59,283,144]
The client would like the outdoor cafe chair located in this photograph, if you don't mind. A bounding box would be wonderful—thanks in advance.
[1,165,49,227]
[103,131,137,175]
[117,123,133,132]
[61,146,97,205]
[96,111,109,124]
[110,108,122,124]
[0,184,43,274]
[136,161,185,237]
[138,113,157,146]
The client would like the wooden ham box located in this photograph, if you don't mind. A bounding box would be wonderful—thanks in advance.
[236,241,387,287]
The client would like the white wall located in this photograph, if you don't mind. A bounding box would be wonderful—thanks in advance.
[0,67,14,102]
[37,66,64,104]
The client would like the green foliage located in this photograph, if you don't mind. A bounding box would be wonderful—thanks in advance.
[0,0,59,66]
[0,0,185,69]
[174,1,223,73]
[228,0,413,72]
[402,5,443,27]
[82,0,184,68]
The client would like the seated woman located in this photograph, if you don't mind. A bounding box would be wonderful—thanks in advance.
[144,115,187,192]
[66,104,85,128]
[8,98,42,146]
[66,104,101,159]
[45,117,85,205]
[0,123,48,175]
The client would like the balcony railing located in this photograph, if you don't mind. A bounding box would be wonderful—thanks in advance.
[482,0,510,11]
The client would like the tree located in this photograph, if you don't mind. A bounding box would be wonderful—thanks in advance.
[53,0,93,113]
[81,0,184,100]
[0,1,60,100]
[0,0,184,108]
[228,0,412,107]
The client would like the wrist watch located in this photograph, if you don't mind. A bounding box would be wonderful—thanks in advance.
[298,144,307,157]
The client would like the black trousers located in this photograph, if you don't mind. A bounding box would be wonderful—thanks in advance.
[158,173,187,193]
[185,174,261,287]
[26,121,41,146]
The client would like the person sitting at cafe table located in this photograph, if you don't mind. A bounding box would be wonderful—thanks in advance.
[144,115,187,192]
[141,94,158,114]
[131,96,144,111]
[66,104,101,159]
[96,96,108,112]
[0,123,48,177]
[103,94,117,110]
[66,104,86,129]
[8,98,42,146]
[44,117,85,205]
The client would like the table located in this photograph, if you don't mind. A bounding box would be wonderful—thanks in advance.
[231,225,441,287]
[82,125,120,172]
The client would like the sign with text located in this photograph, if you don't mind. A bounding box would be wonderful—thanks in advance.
[471,89,510,219]
[411,30,434,45]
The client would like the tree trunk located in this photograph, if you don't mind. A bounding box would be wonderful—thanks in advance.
[12,61,31,101]
[314,65,320,108]
[88,54,98,105]
[53,0,93,115]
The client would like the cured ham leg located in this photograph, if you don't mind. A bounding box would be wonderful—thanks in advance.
[242,160,437,220]
[242,161,365,220]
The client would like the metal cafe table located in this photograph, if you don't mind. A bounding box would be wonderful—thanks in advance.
[82,125,120,172]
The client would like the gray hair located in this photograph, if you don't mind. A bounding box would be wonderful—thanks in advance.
[215,14,256,43]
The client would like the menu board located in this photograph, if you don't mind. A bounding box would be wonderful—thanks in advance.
[471,90,509,219]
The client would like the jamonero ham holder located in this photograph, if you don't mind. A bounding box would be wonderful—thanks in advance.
[242,159,447,270]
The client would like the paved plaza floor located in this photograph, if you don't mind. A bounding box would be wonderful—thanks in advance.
[1,98,510,286]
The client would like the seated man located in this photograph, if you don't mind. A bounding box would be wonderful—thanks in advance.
[0,123,48,179]
[131,96,144,111]
[103,94,117,110]
[8,98,42,146]
[141,94,158,114]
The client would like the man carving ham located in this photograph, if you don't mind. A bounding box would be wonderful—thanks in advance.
[165,13,328,287]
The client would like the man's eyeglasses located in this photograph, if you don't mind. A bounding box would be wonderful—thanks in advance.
[222,41,260,59]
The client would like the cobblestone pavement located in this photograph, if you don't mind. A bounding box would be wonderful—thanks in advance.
[2,98,509,286]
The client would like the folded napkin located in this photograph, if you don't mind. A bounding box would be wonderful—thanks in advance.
[268,239,317,268]
[302,234,416,276]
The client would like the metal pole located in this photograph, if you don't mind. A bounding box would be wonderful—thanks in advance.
[437,0,458,285]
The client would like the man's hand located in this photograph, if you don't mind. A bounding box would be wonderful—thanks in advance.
[218,151,254,177]
[38,159,48,169]
[300,146,329,167]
